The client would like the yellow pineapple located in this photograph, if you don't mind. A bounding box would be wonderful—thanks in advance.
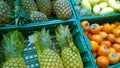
[55,25,84,68]
[34,28,64,68]
[2,30,26,68]
[36,0,52,16]
[0,0,11,25]
[53,0,72,19]
[20,0,37,12]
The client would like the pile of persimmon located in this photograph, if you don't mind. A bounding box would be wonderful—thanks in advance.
[81,20,120,68]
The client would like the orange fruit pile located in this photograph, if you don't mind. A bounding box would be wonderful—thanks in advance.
[81,21,120,68]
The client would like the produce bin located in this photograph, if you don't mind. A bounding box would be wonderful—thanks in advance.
[78,18,120,68]
[0,19,95,68]
[0,0,76,34]
[70,0,120,20]
[0,0,76,26]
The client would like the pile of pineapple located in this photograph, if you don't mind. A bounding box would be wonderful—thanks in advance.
[0,24,84,68]
[0,0,72,25]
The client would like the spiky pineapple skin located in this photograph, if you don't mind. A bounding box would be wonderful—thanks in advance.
[3,0,14,9]
[36,0,52,16]
[40,48,64,68]
[30,11,48,22]
[20,0,37,12]
[0,43,5,68]
[2,30,26,68]
[56,25,84,68]
[62,47,83,68]
[3,58,26,68]
[53,0,72,19]
[0,1,11,25]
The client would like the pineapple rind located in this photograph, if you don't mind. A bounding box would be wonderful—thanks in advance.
[53,0,72,19]
[36,0,52,16]
[3,58,26,68]
[35,28,64,68]
[56,25,84,68]
[30,11,48,22]
[2,30,26,67]
[40,48,64,68]
[20,0,37,12]
[0,1,11,24]
[3,0,14,9]
[62,47,84,68]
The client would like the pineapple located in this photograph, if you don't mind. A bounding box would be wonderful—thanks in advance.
[36,0,52,16]
[30,11,48,22]
[0,0,11,25]
[53,0,72,19]
[34,28,64,68]
[20,0,37,12]
[55,25,84,68]
[0,43,5,68]
[51,0,57,6]
[3,0,14,9]
[2,30,26,68]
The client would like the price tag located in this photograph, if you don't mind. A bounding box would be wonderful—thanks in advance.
[28,34,36,43]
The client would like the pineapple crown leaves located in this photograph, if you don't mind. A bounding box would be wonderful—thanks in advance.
[8,0,29,25]
[55,24,72,48]
[2,30,25,59]
[34,28,53,51]
[8,8,29,25]
[56,25,80,54]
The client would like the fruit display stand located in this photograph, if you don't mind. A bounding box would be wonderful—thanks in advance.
[78,17,120,68]
[70,0,120,20]
[1,0,120,68]
[0,19,95,68]
[0,0,76,26]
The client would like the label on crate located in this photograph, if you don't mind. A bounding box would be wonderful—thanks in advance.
[28,34,36,44]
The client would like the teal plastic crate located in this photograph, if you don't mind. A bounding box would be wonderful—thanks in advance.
[78,18,120,68]
[84,35,120,68]
[70,0,120,20]
[0,0,76,27]
[0,20,96,68]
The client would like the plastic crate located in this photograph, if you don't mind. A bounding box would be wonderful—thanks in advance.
[70,0,120,20]
[0,20,95,68]
[78,18,120,68]
[0,0,76,29]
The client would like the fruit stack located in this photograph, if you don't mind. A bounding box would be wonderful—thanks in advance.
[81,20,120,68]
[0,23,85,68]
[0,0,73,26]
[73,0,120,16]
[34,25,84,68]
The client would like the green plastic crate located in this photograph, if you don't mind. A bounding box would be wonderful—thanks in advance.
[78,18,120,68]
[0,0,76,27]
[0,19,95,68]
[70,0,120,20]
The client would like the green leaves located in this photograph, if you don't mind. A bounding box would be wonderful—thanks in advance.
[2,30,25,59]
[34,28,52,50]
[55,25,70,48]
[8,8,29,25]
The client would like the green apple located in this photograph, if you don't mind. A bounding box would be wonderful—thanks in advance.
[99,2,108,9]
[108,0,120,11]
[99,7,115,15]
[81,0,92,11]
[93,5,101,15]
